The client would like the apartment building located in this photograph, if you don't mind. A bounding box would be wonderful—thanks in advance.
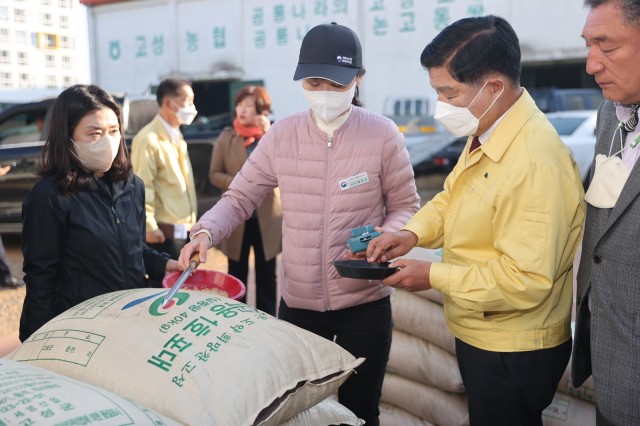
[0,0,90,90]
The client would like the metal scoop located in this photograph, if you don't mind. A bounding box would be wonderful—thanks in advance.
[161,254,200,308]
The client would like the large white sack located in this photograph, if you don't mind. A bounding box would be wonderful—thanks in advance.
[0,358,179,425]
[387,329,464,393]
[414,289,445,305]
[543,393,595,426]
[391,289,455,354]
[379,402,436,426]
[9,289,363,426]
[381,373,469,426]
[280,397,363,426]
[400,247,443,264]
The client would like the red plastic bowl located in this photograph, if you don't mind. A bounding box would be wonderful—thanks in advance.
[162,269,246,300]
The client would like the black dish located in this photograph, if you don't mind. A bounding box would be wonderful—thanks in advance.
[332,260,398,280]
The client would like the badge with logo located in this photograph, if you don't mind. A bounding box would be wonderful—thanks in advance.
[339,172,369,191]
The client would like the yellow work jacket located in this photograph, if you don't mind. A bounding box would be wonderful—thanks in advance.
[131,116,197,233]
[403,90,585,352]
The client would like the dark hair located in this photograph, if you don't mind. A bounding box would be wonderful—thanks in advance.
[420,15,521,85]
[584,0,640,26]
[38,84,131,193]
[156,78,192,106]
[352,68,366,107]
[234,85,272,115]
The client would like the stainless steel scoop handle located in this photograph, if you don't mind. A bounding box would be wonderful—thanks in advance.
[161,257,198,308]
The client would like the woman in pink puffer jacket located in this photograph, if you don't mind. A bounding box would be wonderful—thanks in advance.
[180,23,420,425]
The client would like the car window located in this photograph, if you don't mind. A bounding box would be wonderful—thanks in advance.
[531,94,550,112]
[0,102,19,112]
[547,116,585,135]
[181,112,231,136]
[0,109,46,145]
[125,99,158,136]
[393,101,401,116]
[403,100,412,116]
[589,93,604,108]
[565,95,587,111]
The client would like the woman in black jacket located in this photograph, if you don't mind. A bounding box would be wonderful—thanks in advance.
[19,85,178,342]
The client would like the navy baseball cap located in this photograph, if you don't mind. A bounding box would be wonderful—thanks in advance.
[293,22,363,86]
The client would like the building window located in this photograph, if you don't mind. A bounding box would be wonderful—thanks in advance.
[46,54,55,67]
[62,55,71,68]
[19,73,29,87]
[37,33,59,49]
[0,72,11,87]
[47,75,57,88]
[59,15,68,28]
[15,9,26,23]
[0,6,8,21]
[43,13,52,27]
[16,31,27,44]
[0,51,8,65]
[0,29,9,42]
[17,52,28,66]
[43,0,52,5]
[63,76,73,86]
[59,0,69,8]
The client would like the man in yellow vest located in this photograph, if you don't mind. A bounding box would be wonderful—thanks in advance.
[131,78,197,270]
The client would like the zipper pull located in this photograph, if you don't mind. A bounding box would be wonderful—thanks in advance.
[111,206,120,224]
[327,136,333,148]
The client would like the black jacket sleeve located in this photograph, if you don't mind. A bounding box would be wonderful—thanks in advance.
[19,179,66,341]
[135,175,169,280]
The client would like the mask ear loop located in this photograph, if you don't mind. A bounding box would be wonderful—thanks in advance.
[477,85,505,121]
[607,122,624,158]
[608,122,640,156]
[467,80,491,109]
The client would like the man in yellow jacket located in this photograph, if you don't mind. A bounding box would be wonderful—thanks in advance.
[131,78,198,263]
[367,16,585,426]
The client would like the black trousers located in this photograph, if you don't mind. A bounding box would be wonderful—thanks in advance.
[227,217,277,316]
[456,337,571,426]
[279,296,392,426]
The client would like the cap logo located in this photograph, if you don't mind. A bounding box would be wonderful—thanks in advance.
[337,55,353,65]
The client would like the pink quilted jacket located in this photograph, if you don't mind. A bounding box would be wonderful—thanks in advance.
[192,107,420,311]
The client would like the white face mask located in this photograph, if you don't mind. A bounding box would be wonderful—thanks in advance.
[584,154,631,208]
[177,105,197,125]
[171,99,198,125]
[303,83,356,123]
[434,80,504,138]
[71,134,120,173]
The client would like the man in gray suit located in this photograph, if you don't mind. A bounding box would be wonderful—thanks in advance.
[574,1,640,424]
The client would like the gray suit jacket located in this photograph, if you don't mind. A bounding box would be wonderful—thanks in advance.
[572,100,640,423]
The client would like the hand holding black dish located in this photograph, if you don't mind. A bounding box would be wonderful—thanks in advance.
[332,259,399,280]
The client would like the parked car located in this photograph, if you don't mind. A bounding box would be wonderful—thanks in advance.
[413,110,597,186]
[0,95,225,233]
[545,109,597,186]
[383,95,437,135]
[412,137,466,175]
[529,88,603,113]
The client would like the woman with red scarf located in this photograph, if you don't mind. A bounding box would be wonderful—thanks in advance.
[208,85,282,315]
